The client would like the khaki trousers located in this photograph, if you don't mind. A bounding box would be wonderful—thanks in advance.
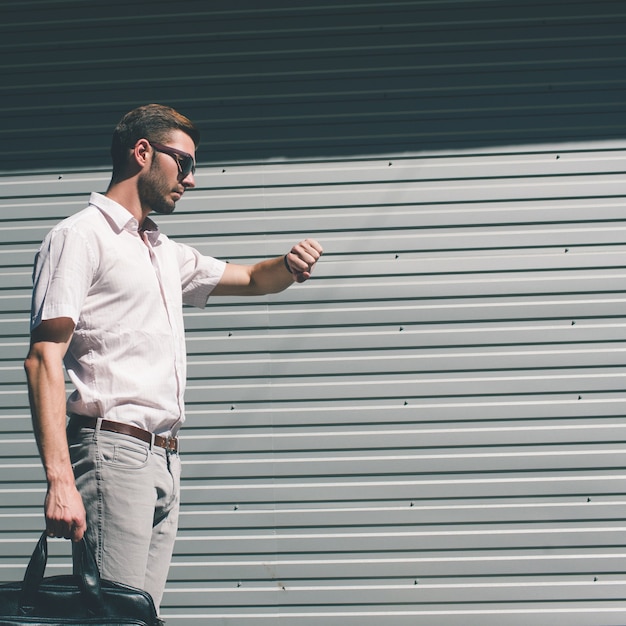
[68,421,181,612]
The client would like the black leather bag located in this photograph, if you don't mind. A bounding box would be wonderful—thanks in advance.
[0,532,159,625]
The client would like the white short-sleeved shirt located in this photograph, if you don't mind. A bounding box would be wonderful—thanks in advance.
[30,192,226,436]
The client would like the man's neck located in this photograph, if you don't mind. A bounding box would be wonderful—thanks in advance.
[105,181,149,228]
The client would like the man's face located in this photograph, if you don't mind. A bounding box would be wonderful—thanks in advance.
[138,130,196,215]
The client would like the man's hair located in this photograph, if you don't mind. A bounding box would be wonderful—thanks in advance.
[110,104,200,177]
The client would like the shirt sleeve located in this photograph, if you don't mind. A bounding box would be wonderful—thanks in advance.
[177,242,227,309]
[30,225,96,330]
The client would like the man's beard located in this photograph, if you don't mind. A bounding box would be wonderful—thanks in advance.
[137,161,177,215]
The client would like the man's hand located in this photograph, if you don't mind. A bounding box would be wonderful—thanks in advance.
[284,239,323,283]
[213,238,323,296]
[45,480,87,542]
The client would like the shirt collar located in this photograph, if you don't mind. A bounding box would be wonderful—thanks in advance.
[88,192,160,243]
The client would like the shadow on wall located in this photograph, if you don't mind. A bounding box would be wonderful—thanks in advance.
[0,0,625,172]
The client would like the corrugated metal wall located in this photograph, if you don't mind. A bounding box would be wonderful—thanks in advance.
[3,146,626,625]
[1,1,626,625]
[2,0,625,169]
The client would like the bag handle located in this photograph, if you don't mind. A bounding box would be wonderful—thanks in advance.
[19,532,104,615]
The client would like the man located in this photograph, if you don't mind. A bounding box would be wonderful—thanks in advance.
[23,104,322,615]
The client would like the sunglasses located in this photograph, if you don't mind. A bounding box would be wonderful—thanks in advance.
[149,141,196,177]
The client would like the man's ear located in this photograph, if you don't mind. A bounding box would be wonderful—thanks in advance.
[133,138,152,170]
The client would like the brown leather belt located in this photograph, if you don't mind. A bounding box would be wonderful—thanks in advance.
[69,415,178,452]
